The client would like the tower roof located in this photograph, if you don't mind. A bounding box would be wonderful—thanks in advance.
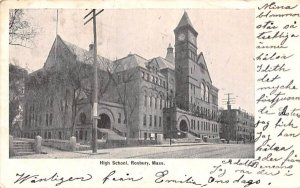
[176,11,194,28]
[174,11,198,35]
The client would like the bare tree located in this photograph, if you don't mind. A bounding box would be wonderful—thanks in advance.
[9,9,38,48]
[9,64,28,135]
[106,65,139,138]
[62,55,113,137]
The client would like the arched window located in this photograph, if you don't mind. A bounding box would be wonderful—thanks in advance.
[205,85,209,102]
[200,83,205,100]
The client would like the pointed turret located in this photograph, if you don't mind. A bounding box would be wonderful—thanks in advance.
[177,11,194,28]
[174,11,198,35]
[165,43,174,63]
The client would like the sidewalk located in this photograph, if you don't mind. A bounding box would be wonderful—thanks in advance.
[75,142,214,155]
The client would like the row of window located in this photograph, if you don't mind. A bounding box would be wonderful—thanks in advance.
[190,120,218,133]
[141,71,166,88]
[26,95,63,128]
[190,105,218,120]
[190,82,209,102]
[143,132,158,140]
[237,126,253,133]
[144,95,167,110]
[143,114,162,127]
[26,112,53,128]
[75,130,88,140]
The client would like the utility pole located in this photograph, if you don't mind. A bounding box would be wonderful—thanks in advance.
[222,93,237,143]
[84,9,104,153]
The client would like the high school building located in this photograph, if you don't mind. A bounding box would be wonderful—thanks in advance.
[22,12,220,142]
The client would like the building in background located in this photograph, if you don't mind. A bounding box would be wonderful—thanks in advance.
[219,104,254,143]
[21,11,220,142]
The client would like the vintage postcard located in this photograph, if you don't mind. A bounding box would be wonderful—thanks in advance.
[1,0,300,188]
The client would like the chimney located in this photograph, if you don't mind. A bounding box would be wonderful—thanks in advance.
[165,43,174,63]
[89,43,94,51]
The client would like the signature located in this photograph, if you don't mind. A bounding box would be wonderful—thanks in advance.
[14,172,92,186]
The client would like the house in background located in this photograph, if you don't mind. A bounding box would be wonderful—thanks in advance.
[219,104,254,143]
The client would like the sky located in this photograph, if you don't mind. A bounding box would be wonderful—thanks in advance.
[9,9,254,114]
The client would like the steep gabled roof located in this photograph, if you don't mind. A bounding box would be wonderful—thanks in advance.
[197,52,212,83]
[45,35,112,71]
[61,37,112,71]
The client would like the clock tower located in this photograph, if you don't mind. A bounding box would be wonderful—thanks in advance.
[174,11,198,110]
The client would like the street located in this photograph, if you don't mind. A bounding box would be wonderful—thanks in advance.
[13,143,254,159]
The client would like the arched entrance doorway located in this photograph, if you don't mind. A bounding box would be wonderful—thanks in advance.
[97,114,111,129]
[179,120,188,132]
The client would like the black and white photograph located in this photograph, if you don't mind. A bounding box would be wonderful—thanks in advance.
[9,9,255,159]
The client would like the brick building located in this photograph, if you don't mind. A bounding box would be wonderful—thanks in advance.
[219,104,255,143]
[22,12,220,142]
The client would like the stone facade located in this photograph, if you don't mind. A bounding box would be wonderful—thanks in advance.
[22,12,220,142]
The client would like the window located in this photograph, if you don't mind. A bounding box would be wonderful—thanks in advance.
[141,71,145,78]
[60,99,64,111]
[155,98,157,109]
[144,132,147,140]
[146,73,150,81]
[201,83,205,100]
[205,85,209,102]
[150,96,152,107]
[50,98,53,108]
[48,132,51,139]
[118,113,121,123]
[159,117,162,127]
[198,121,200,130]
[44,132,47,139]
[167,117,171,130]
[154,115,157,127]
[79,130,83,140]
[49,113,53,126]
[79,113,87,124]
[46,114,48,126]
[149,115,152,126]
[39,115,42,125]
[59,131,62,139]
[160,98,162,109]
[143,114,146,126]
[144,95,147,107]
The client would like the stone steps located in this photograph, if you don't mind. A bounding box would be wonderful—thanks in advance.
[13,140,35,156]
[14,151,36,156]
